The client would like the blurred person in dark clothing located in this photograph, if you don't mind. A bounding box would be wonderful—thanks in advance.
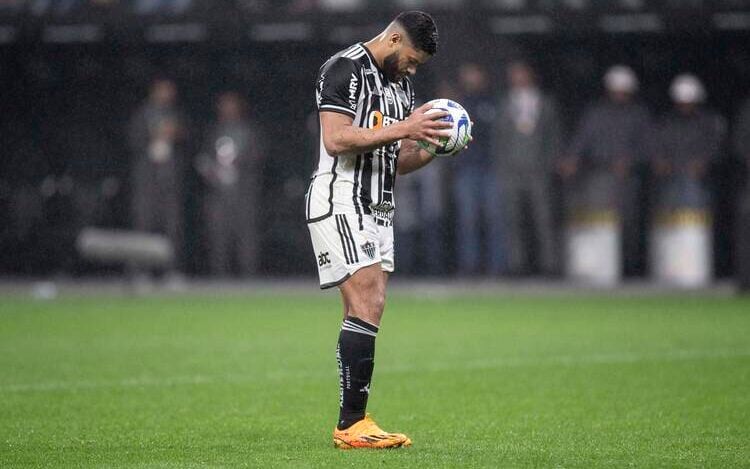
[196,92,264,277]
[128,78,187,274]
[495,61,560,276]
[394,160,445,276]
[452,62,505,276]
[561,65,652,276]
[652,75,725,212]
[734,96,750,290]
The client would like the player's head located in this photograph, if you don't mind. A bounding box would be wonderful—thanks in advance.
[381,11,438,82]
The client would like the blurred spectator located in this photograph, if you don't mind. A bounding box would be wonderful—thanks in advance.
[562,65,652,276]
[196,92,264,277]
[734,96,750,290]
[649,74,726,286]
[394,162,445,276]
[128,78,187,275]
[452,64,505,276]
[495,61,560,276]
[652,75,725,212]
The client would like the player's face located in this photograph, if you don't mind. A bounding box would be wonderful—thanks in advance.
[383,39,430,83]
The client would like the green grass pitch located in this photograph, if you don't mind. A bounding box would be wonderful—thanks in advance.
[1,292,749,467]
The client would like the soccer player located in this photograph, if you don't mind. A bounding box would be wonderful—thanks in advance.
[305,11,466,449]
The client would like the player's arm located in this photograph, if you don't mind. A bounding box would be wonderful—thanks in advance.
[320,103,450,157]
[397,138,435,175]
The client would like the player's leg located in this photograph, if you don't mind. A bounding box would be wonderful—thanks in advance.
[335,264,385,430]
[332,265,409,449]
[338,263,387,326]
[340,289,350,319]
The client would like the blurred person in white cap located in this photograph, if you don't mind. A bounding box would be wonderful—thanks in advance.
[652,74,725,206]
[560,64,654,277]
[649,74,726,285]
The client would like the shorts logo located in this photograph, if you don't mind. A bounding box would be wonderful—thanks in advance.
[361,241,376,260]
[318,252,331,266]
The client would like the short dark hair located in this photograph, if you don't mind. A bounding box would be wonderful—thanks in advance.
[395,11,438,55]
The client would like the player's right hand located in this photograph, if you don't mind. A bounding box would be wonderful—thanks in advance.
[403,102,453,147]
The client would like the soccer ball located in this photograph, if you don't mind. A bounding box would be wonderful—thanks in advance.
[417,99,472,157]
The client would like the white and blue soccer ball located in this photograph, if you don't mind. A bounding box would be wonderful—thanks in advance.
[417,98,472,157]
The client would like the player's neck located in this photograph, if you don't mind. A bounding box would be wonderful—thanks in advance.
[363,38,386,71]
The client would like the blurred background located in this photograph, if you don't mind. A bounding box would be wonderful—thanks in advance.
[1,0,750,290]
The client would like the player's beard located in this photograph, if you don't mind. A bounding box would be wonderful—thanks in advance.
[383,51,402,83]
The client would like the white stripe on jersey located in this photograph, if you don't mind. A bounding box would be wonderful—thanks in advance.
[320,103,356,115]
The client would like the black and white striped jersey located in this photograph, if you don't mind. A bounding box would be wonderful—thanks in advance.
[305,42,416,229]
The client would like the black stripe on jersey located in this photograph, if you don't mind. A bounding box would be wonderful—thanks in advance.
[361,154,373,215]
[341,215,359,263]
[351,67,368,231]
[306,157,337,224]
[352,155,363,230]
[374,73,385,206]
[356,70,378,217]
[335,215,352,264]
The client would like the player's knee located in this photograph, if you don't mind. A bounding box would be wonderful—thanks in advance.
[349,288,385,323]
[368,291,386,316]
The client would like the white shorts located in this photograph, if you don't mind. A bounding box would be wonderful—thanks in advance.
[308,212,394,289]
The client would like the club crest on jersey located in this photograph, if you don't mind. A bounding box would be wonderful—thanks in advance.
[360,241,376,260]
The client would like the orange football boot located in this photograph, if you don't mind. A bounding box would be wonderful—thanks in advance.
[333,414,412,449]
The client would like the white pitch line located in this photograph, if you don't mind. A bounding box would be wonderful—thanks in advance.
[1,348,749,394]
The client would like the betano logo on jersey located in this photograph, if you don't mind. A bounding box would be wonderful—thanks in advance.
[368,110,398,129]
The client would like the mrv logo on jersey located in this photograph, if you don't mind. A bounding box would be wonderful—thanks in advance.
[348,73,358,110]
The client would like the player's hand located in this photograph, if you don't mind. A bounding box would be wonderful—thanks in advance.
[403,102,453,147]
[454,135,474,155]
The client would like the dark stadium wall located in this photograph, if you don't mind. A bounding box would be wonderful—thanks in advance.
[0,28,749,277]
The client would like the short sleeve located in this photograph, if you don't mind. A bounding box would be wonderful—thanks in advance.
[316,57,361,117]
